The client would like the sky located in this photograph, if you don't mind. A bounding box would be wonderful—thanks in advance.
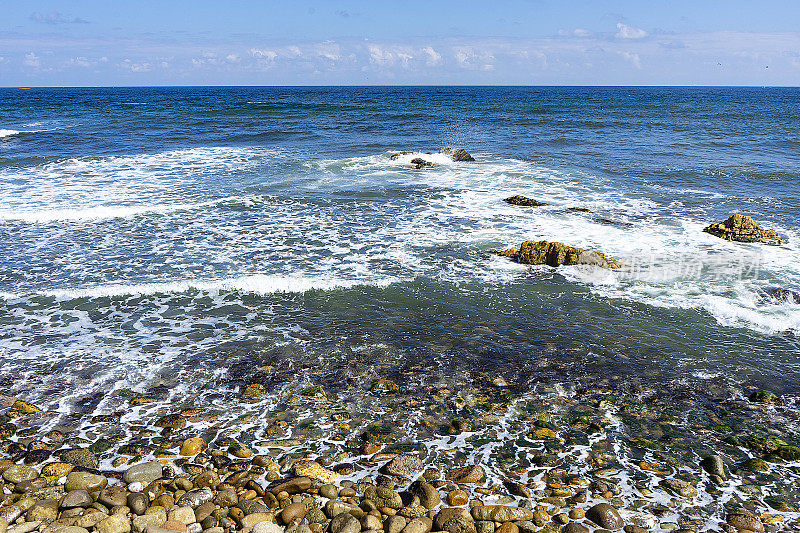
[1,0,799,86]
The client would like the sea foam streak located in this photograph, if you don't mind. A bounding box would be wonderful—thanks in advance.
[0,129,24,138]
[40,274,402,299]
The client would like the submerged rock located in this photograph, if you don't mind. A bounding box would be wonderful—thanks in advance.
[439,148,475,162]
[504,195,549,207]
[703,214,784,244]
[758,287,800,305]
[390,151,412,160]
[496,240,623,269]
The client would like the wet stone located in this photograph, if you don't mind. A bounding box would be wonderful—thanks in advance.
[124,462,163,485]
[238,499,269,515]
[470,507,534,523]
[586,504,624,530]
[127,493,148,516]
[2,465,38,484]
[99,486,128,508]
[446,466,483,484]
[65,471,108,493]
[61,449,99,469]
[434,508,476,533]
[177,488,213,509]
[330,513,361,533]
[726,514,764,533]
[562,524,589,533]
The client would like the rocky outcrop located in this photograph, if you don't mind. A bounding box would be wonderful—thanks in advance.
[703,214,784,245]
[390,151,412,160]
[504,195,549,207]
[439,148,475,162]
[495,240,623,269]
[758,287,800,305]
[410,158,433,169]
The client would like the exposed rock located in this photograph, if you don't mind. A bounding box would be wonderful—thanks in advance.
[748,390,783,405]
[2,465,38,484]
[568,207,592,213]
[61,490,93,509]
[659,478,697,498]
[700,455,726,480]
[499,240,623,269]
[176,488,213,509]
[60,448,99,469]
[124,462,163,484]
[726,513,764,533]
[402,517,433,533]
[180,438,206,456]
[390,151,412,160]
[504,195,549,207]
[329,513,361,533]
[446,465,484,484]
[758,287,800,305]
[411,158,433,170]
[65,471,108,493]
[268,477,312,495]
[364,486,403,509]
[98,485,128,508]
[95,515,131,533]
[434,508,476,533]
[586,503,624,530]
[382,455,423,478]
[127,493,148,516]
[439,148,475,162]
[292,460,338,484]
[562,524,589,533]
[703,214,784,245]
[470,507,534,522]
[409,481,440,509]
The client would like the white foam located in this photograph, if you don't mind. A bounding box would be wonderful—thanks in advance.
[0,129,23,138]
[40,274,401,300]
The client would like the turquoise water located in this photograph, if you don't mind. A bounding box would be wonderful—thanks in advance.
[0,86,799,416]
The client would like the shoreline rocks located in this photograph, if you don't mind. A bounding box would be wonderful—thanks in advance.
[439,148,475,162]
[703,214,785,244]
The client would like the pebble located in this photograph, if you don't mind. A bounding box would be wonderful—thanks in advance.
[470,506,534,523]
[726,514,764,533]
[446,466,484,484]
[563,524,589,533]
[447,490,469,506]
[434,508,476,533]
[386,516,407,533]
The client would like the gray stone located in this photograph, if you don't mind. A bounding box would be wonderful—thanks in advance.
[95,515,131,533]
[562,524,589,533]
[127,493,148,516]
[99,486,128,508]
[252,522,285,533]
[124,463,163,485]
[402,518,432,533]
[330,513,361,533]
[434,508,475,533]
[382,455,423,478]
[61,490,93,509]
[237,499,268,515]
[364,486,402,509]
[61,449,99,469]
[386,516,407,533]
[177,488,213,509]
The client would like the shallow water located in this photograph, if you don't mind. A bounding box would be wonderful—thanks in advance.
[1,86,799,417]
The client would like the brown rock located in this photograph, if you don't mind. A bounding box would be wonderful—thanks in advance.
[586,504,624,530]
[496,523,518,533]
[726,513,764,533]
[447,490,469,506]
[180,438,206,457]
[281,503,307,524]
[383,455,423,478]
[703,214,784,245]
[446,466,483,484]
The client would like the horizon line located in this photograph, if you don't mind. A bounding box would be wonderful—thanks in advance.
[2,84,799,89]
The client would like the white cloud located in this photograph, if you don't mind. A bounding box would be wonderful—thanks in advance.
[119,59,152,72]
[616,23,647,39]
[67,56,92,68]
[30,12,88,24]
[23,52,40,68]
[422,46,442,66]
[619,51,642,68]
[367,44,413,68]
[316,42,342,61]
[573,29,592,37]
[452,46,494,70]
[226,54,241,63]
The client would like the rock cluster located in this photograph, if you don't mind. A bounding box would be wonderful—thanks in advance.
[496,241,623,269]
[703,214,784,245]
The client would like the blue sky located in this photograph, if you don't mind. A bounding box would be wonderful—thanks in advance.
[1,0,799,85]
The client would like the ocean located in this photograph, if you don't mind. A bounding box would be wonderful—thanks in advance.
[1,87,799,522]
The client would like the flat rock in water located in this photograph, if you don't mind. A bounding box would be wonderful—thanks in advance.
[446,465,483,484]
[703,214,784,244]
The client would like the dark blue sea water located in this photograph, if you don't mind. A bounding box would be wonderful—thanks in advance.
[1,86,799,417]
